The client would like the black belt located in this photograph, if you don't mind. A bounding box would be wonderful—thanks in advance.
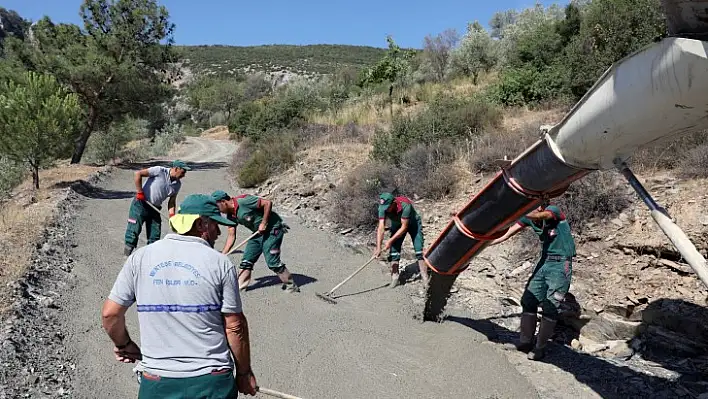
[545,254,571,262]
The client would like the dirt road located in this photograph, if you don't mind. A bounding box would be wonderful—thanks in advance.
[62,137,538,398]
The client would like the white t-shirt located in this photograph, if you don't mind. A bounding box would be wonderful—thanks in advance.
[108,234,242,378]
[142,166,181,206]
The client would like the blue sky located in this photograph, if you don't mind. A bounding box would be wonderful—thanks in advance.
[4,0,568,48]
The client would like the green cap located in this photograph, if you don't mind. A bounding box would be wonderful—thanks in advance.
[211,190,230,202]
[171,160,191,171]
[378,192,395,215]
[170,194,235,234]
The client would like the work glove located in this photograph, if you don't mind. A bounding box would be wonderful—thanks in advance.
[136,191,146,201]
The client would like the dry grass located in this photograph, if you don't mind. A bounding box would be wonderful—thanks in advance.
[292,142,372,176]
[309,82,442,128]
[0,161,102,311]
[329,160,397,228]
[309,96,389,127]
[501,106,567,132]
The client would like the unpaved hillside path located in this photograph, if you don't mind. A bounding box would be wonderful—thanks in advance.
[63,136,538,399]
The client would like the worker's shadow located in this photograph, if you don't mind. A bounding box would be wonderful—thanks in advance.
[446,298,707,399]
[117,160,227,171]
[59,180,134,200]
[244,274,317,292]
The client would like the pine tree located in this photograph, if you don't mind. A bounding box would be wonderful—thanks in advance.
[0,72,81,189]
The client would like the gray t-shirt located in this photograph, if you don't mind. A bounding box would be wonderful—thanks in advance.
[108,234,242,378]
[143,166,181,207]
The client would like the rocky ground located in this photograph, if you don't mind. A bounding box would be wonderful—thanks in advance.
[0,168,111,398]
[249,140,708,398]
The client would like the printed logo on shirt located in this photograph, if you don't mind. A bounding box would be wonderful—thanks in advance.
[148,260,203,287]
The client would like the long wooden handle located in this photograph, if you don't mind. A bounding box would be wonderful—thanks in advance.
[257,387,303,399]
[227,231,260,255]
[327,256,376,295]
[144,200,171,219]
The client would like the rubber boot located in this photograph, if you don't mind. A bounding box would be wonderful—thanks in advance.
[504,312,537,353]
[390,263,400,288]
[528,317,556,361]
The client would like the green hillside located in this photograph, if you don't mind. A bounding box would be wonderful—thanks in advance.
[178,44,390,76]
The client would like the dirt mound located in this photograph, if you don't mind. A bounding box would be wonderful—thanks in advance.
[200,125,230,140]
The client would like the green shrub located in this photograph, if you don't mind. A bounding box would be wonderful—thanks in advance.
[238,81,329,140]
[243,73,272,101]
[151,123,186,157]
[235,133,297,187]
[489,65,569,106]
[245,97,305,138]
[329,161,397,228]
[372,93,502,164]
[398,142,459,200]
[555,171,632,233]
[237,153,271,188]
[0,157,26,200]
[120,145,152,164]
[228,101,263,138]
[467,124,540,173]
[83,119,149,165]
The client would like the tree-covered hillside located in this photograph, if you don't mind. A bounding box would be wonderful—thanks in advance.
[178,44,391,75]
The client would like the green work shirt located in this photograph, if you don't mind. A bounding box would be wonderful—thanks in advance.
[226,195,282,233]
[379,196,419,228]
[518,205,575,259]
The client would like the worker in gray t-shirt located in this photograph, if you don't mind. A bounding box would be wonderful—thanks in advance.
[103,194,258,398]
[123,160,190,256]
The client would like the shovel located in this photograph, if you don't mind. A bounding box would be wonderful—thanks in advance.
[315,256,376,304]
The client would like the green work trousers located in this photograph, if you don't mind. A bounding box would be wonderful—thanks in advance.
[521,257,573,320]
[388,217,425,262]
[138,369,237,399]
[124,198,162,249]
[239,225,286,272]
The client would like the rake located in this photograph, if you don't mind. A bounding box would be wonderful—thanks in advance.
[227,231,261,256]
[315,256,376,304]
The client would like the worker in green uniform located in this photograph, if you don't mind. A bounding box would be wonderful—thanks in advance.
[124,160,190,256]
[211,190,299,293]
[489,201,576,361]
[373,192,428,288]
